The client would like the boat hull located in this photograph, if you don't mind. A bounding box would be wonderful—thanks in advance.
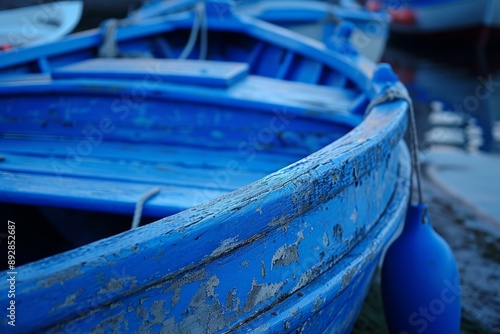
[27,144,409,333]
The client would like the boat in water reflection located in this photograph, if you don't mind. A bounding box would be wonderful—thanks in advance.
[383,44,500,154]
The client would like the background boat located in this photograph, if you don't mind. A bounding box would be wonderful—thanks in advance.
[131,0,391,62]
[0,0,83,50]
[368,0,500,48]
[235,0,390,62]
[0,1,410,332]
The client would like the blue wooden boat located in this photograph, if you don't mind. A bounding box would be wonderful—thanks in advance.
[131,0,390,61]
[0,1,411,332]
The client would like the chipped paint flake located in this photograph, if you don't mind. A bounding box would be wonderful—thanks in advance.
[225,287,239,311]
[341,268,356,290]
[211,236,239,257]
[284,321,291,330]
[350,208,358,223]
[36,265,83,289]
[167,269,206,307]
[312,297,324,312]
[272,243,299,269]
[243,278,284,313]
[269,214,291,233]
[260,261,266,278]
[322,232,329,247]
[333,224,343,239]
[49,288,82,314]
[206,275,220,298]
[272,231,304,269]
[98,278,123,294]
[151,300,165,324]
[294,264,322,291]
[90,311,128,334]
[177,275,227,333]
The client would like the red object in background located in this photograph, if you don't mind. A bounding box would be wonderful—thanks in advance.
[390,8,416,25]
[365,1,416,25]
[0,44,13,51]
[365,0,382,12]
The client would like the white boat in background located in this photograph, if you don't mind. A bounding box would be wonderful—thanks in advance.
[130,0,391,62]
[234,0,391,62]
[0,1,83,50]
[368,0,500,47]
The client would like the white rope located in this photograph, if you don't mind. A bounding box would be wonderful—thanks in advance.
[178,2,205,59]
[98,19,120,58]
[131,187,162,229]
[366,87,424,205]
[199,2,208,60]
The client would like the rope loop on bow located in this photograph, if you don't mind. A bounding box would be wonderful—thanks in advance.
[366,86,424,206]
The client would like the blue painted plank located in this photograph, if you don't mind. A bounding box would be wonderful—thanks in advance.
[52,59,250,88]
[287,56,323,84]
[0,152,269,191]
[0,170,225,216]
[0,138,301,173]
[0,74,361,120]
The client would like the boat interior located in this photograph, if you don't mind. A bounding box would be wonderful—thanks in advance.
[0,10,371,264]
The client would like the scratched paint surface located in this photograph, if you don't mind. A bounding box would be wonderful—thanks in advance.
[0,103,410,332]
[0,1,411,332]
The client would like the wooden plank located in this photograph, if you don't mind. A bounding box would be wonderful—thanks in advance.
[0,170,226,217]
[0,75,359,158]
[0,151,269,192]
[52,59,250,88]
[276,51,295,79]
[0,138,300,173]
[0,132,306,215]
[253,43,286,77]
[0,73,360,121]
[287,56,323,84]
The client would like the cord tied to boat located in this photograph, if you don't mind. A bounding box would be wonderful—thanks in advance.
[98,19,121,58]
[98,18,154,58]
[368,64,461,334]
[131,187,162,229]
[366,74,423,205]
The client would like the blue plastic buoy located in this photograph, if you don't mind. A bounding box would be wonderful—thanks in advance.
[382,204,461,334]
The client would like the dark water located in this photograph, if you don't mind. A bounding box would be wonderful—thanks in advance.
[383,41,500,155]
[354,39,500,333]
